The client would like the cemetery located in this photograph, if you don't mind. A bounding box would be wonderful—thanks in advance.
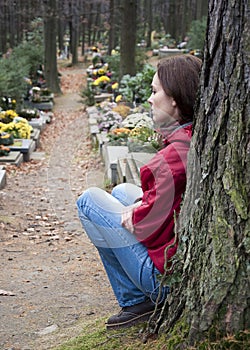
[0,95,54,188]
[0,51,159,191]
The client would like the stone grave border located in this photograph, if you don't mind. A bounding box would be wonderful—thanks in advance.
[86,106,155,187]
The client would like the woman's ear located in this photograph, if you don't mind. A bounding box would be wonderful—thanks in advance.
[172,99,177,107]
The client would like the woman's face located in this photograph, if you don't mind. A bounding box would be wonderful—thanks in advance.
[148,72,180,127]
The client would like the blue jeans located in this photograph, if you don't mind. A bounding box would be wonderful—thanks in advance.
[77,183,169,307]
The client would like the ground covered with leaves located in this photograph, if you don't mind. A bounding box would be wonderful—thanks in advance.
[0,62,117,350]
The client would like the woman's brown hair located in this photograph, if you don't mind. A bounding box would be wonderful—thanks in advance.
[157,54,202,122]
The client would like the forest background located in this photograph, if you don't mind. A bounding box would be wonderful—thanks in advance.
[0,0,208,99]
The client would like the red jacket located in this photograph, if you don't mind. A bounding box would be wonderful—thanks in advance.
[132,123,192,274]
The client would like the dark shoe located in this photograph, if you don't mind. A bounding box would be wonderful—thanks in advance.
[106,299,162,330]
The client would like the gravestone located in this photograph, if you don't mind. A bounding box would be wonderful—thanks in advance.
[8,139,36,162]
[0,151,23,166]
[30,128,41,149]
[102,145,129,185]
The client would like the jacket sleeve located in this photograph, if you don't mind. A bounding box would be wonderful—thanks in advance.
[132,145,185,243]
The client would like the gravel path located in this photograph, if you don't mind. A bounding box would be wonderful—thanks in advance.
[0,65,116,350]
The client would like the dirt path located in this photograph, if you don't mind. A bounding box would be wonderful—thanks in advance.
[0,64,116,350]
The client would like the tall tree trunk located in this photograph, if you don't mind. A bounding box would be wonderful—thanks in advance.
[145,0,152,48]
[87,3,93,46]
[81,20,86,56]
[119,0,137,78]
[57,17,64,54]
[108,0,115,55]
[158,0,249,345]
[71,0,79,65]
[43,0,61,94]
[0,3,6,54]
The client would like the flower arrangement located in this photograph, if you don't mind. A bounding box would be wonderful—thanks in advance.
[97,111,122,132]
[0,109,18,124]
[0,132,14,145]
[18,108,40,121]
[112,104,131,118]
[0,144,10,156]
[121,112,153,129]
[0,97,16,111]
[107,127,131,146]
[0,117,33,139]
[128,126,160,153]
[105,124,160,152]
[30,87,53,102]
[92,75,111,88]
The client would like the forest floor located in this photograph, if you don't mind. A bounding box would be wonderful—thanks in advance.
[0,60,117,350]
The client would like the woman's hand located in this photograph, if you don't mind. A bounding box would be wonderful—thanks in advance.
[121,201,142,233]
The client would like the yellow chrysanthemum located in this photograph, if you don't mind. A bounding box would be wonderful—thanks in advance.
[98,68,105,75]
[0,118,32,139]
[115,95,122,103]
[112,82,119,90]
[92,75,111,86]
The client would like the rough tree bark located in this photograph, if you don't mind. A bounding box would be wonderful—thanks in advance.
[157,0,249,346]
[70,0,79,65]
[43,0,61,94]
[119,0,137,78]
[108,0,115,55]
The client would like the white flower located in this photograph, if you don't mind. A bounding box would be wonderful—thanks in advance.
[121,113,153,129]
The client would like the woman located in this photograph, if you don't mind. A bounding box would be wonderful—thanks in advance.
[77,54,202,330]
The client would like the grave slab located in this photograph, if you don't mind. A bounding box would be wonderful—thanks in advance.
[94,93,113,103]
[117,157,130,184]
[30,128,41,148]
[86,106,99,115]
[103,145,129,185]
[96,132,108,156]
[8,139,36,162]
[0,151,23,166]
[124,152,155,186]
[130,152,155,172]
[124,157,141,186]
[89,117,99,125]
[29,118,46,131]
[0,166,6,189]
[25,101,54,111]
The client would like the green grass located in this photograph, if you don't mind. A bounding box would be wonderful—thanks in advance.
[53,318,162,350]
[53,317,250,350]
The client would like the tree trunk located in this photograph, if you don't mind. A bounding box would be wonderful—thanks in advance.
[0,3,7,54]
[119,0,137,78]
[108,0,115,55]
[158,0,249,345]
[145,0,152,48]
[71,0,79,65]
[87,3,93,46]
[43,0,61,94]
